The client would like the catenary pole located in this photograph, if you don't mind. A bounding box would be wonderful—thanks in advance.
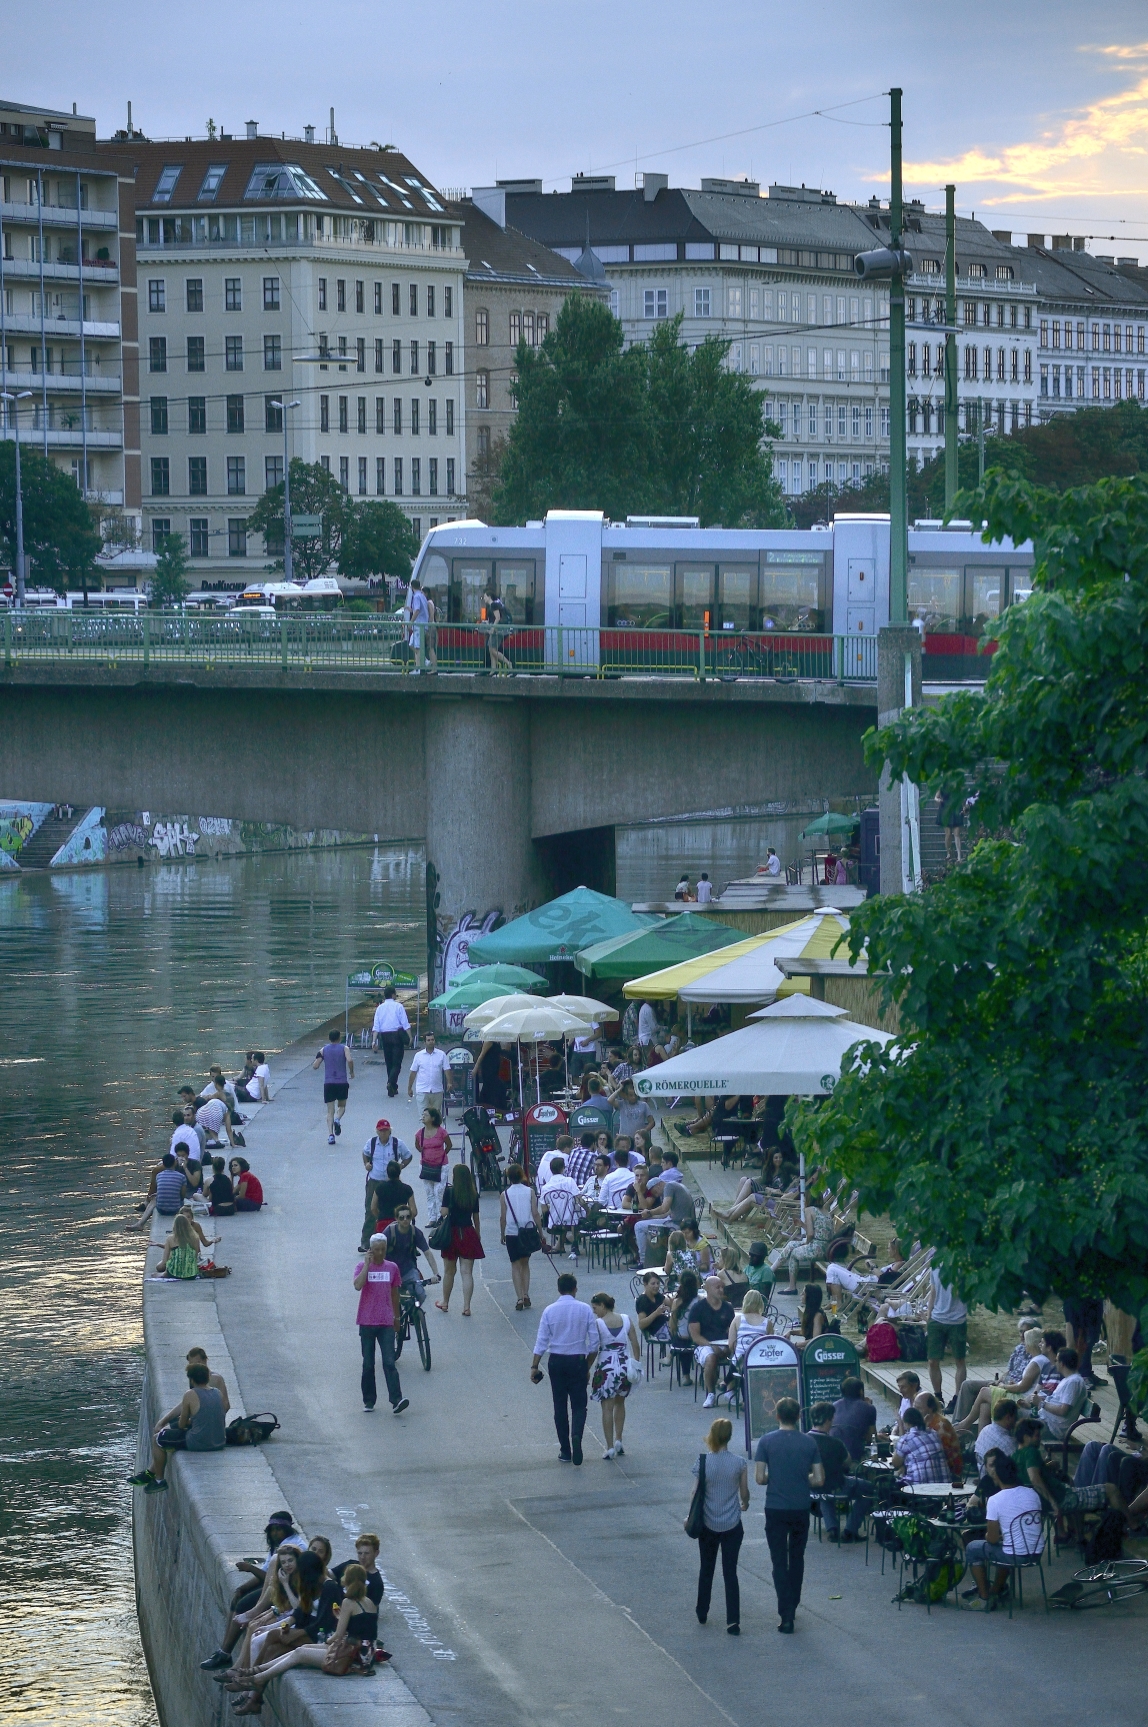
[888,88,907,624]
[944,184,958,511]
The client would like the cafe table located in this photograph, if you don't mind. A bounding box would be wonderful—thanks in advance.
[900,1482,976,1502]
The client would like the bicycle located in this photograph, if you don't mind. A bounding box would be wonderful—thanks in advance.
[1053,1557,1148,1610]
[714,631,769,683]
[394,1281,434,1372]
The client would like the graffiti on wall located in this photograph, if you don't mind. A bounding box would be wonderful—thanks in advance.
[0,802,52,856]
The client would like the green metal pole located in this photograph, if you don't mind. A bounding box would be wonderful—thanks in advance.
[944,184,959,512]
[888,87,908,625]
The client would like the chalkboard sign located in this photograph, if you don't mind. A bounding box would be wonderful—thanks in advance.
[567,1103,612,1143]
[523,1104,567,1182]
[801,1334,862,1420]
[742,1336,800,1454]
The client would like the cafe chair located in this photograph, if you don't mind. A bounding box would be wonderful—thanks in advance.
[978,1509,1050,1618]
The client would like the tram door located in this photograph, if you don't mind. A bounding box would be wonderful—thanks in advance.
[846,558,876,636]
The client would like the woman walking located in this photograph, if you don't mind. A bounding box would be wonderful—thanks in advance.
[500,1164,541,1310]
[589,1293,640,1459]
[436,1164,484,1316]
[690,1418,750,1634]
[415,1107,452,1221]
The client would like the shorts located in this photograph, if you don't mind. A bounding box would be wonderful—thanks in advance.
[694,1345,725,1369]
[156,1426,188,1450]
[1061,1483,1106,1511]
[324,1083,350,1103]
[926,1320,967,1360]
[506,1233,535,1263]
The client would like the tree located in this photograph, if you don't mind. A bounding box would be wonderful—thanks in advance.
[246,458,350,581]
[790,471,1148,1321]
[338,501,418,582]
[0,441,99,591]
[150,532,189,606]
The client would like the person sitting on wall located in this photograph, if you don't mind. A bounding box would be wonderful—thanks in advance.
[200,1513,299,1672]
[129,1360,227,1494]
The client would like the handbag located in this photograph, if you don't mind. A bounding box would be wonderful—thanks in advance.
[226,1412,280,1446]
[321,1635,363,1675]
[684,1453,707,1539]
[427,1211,453,1252]
[506,1185,540,1254]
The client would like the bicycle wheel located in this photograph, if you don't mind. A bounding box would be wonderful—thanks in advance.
[413,1306,432,1371]
[716,645,742,683]
[393,1317,406,1361]
[1072,1578,1148,1608]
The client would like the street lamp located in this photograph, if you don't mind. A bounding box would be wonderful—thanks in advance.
[267,399,300,583]
[2,389,34,607]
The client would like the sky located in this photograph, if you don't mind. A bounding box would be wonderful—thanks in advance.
[11,0,1148,258]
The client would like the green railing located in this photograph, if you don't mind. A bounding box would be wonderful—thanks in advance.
[1,611,881,683]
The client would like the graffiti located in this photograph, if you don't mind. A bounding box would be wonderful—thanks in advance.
[49,807,107,868]
[198,816,232,836]
[434,908,503,1001]
[108,822,148,853]
[0,814,34,856]
[149,820,200,858]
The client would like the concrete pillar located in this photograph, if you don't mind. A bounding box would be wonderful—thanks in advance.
[423,698,550,994]
[877,627,923,896]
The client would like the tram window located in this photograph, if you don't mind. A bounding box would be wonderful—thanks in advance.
[717,564,756,630]
[760,553,825,631]
[607,563,673,627]
[907,567,960,633]
[420,552,449,621]
[495,561,535,624]
[967,566,1004,635]
[1008,566,1035,606]
[676,564,715,629]
[451,560,491,623]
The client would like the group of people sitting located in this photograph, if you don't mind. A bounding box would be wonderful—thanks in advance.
[528,1134,697,1267]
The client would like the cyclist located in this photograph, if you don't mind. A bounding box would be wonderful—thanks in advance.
[384,1204,440,1307]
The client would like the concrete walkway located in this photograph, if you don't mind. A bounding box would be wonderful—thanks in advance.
[196,1038,1145,1727]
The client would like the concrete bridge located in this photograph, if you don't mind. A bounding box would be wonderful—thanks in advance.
[0,657,881,980]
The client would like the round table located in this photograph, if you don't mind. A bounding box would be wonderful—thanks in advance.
[901,1482,975,1500]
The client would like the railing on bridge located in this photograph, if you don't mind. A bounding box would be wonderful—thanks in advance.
[1,610,885,683]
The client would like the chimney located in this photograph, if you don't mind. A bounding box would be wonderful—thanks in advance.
[1026,233,1047,249]
[641,171,668,202]
[991,229,1012,244]
[472,186,506,227]
[246,119,258,140]
[127,100,133,138]
[1052,234,1072,250]
[304,124,315,144]
[329,106,337,146]
[1073,236,1086,252]
[72,102,77,116]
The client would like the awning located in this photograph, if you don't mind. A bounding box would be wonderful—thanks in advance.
[467,886,654,966]
[621,917,810,1000]
[631,997,894,1097]
[576,912,742,981]
[677,910,851,1005]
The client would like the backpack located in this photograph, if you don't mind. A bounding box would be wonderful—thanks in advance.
[225,1412,280,1446]
[865,1321,900,1362]
[896,1321,928,1362]
[1083,1509,1125,1565]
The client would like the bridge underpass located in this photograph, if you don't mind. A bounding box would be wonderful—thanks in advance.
[0,664,880,984]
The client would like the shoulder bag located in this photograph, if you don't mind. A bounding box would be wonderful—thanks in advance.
[506,1184,541,1256]
[427,1210,453,1252]
[684,1453,707,1539]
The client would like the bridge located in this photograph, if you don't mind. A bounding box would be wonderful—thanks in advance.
[0,614,925,981]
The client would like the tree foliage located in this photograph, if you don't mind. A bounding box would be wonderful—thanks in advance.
[791,470,1148,1318]
[0,441,100,591]
[247,459,350,582]
[338,501,418,582]
[493,298,784,527]
[150,532,189,606]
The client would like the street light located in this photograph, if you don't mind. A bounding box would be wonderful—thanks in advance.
[267,399,300,583]
[2,389,34,607]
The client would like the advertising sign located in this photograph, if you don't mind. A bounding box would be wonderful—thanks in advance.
[801,1334,862,1418]
[742,1336,801,1453]
[567,1103,612,1142]
[522,1103,567,1181]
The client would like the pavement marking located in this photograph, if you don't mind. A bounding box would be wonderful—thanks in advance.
[335,1502,457,1660]
[503,1497,742,1727]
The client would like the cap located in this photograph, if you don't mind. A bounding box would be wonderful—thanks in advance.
[375,1118,390,1133]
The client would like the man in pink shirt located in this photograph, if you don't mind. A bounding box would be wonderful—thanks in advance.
[353,1235,409,1413]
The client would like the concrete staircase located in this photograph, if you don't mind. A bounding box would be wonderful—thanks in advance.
[16,812,80,870]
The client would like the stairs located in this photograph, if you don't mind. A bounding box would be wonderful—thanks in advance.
[16,812,82,870]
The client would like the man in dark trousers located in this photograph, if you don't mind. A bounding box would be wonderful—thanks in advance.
[530,1273,599,1465]
[372,985,410,1098]
[754,1396,824,1633]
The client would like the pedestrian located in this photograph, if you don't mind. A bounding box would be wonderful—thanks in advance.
[372,986,410,1098]
[353,1235,409,1414]
[925,1268,968,1409]
[361,1119,414,1246]
[500,1163,542,1311]
[481,589,513,675]
[589,1293,640,1459]
[313,1029,354,1145]
[407,575,429,673]
[383,1203,440,1305]
[530,1273,599,1466]
[407,1030,448,1122]
[753,1396,825,1633]
[434,1163,484,1317]
[415,1106,452,1222]
[367,1159,416,1242]
[690,1417,750,1633]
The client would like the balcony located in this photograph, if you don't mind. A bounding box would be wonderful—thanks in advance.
[1,255,118,284]
[2,313,120,340]
[2,425,122,450]
[0,200,119,230]
[1,366,121,393]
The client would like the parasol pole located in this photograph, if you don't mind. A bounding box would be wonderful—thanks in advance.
[799,1151,806,1226]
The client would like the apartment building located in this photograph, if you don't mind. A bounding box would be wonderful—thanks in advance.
[0,99,133,527]
[103,127,467,574]
[1018,238,1148,417]
[455,190,605,496]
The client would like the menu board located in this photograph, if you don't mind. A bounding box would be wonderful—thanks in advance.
[742,1336,801,1453]
[522,1104,567,1181]
[567,1104,611,1142]
[801,1334,862,1417]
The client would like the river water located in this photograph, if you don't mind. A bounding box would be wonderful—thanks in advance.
[0,847,425,1727]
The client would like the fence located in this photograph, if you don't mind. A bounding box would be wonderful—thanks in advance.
[2,610,884,683]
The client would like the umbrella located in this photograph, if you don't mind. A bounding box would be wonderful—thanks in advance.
[478,1002,596,1106]
[576,913,743,982]
[677,909,851,1005]
[799,812,859,839]
[547,994,619,1022]
[462,992,552,1030]
[466,886,655,966]
[428,967,548,1010]
[621,917,811,1001]
[630,996,894,1098]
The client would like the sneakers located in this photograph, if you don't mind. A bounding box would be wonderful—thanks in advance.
[144,1476,169,1493]
[567,1251,578,1262]
[200,1650,232,1671]
[333,1119,341,1136]
[328,1134,336,1145]
[392,1398,409,1415]
[129,1469,154,1487]
[603,1446,616,1460]
[614,1443,625,1456]
[703,1392,716,1409]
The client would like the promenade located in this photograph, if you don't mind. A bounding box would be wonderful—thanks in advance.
[158,1032,1146,1727]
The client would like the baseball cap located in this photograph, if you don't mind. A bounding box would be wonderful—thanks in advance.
[376,1118,390,1133]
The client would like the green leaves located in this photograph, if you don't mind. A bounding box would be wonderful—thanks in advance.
[339,501,417,584]
[150,532,188,606]
[0,440,100,591]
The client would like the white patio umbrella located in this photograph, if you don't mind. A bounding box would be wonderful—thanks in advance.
[543,995,619,1088]
[475,1003,592,1105]
[462,992,549,1030]
[677,909,851,1005]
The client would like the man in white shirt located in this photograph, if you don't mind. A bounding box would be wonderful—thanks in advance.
[764,847,781,877]
[825,1241,877,1300]
[974,1401,1019,1467]
[1031,1348,1090,1440]
[170,1111,201,1162]
[243,1054,272,1103]
[530,1273,600,1464]
[537,1157,582,1241]
[637,1001,658,1050]
[407,1030,448,1119]
[580,1154,611,1205]
[373,987,411,1097]
[598,1157,638,1211]
[407,577,430,673]
[206,1067,239,1110]
[571,1023,600,1079]
[695,872,712,904]
[964,1452,1043,1607]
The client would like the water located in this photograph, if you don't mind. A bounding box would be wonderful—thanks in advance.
[0,846,425,1727]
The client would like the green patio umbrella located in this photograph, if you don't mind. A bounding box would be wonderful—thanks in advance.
[575,912,743,982]
[799,812,859,839]
[428,965,548,1009]
[467,886,655,966]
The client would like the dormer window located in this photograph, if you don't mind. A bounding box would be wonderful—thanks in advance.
[152,165,182,205]
[198,164,227,202]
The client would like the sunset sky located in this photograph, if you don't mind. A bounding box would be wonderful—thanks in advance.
[13,0,1148,256]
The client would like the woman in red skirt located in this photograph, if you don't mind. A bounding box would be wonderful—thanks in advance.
[436,1164,484,1317]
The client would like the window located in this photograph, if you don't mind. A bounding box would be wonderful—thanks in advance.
[727,285,742,318]
[189,518,209,556]
[225,278,242,311]
[151,518,171,550]
[538,312,549,341]
[225,335,244,371]
[865,405,873,439]
[188,456,207,494]
[392,282,401,316]
[808,403,817,438]
[265,455,283,491]
[411,398,420,436]
[446,457,455,494]
[358,455,367,494]
[188,396,206,434]
[410,283,418,317]
[964,345,977,381]
[1040,365,1049,397]
[355,280,364,314]
[427,285,436,318]
[410,340,419,374]
[643,288,668,318]
[258,274,280,313]
[510,310,521,346]
[337,279,346,312]
[1052,320,1060,350]
[376,456,385,494]
[446,398,454,436]
[339,395,348,433]
[320,394,330,433]
[476,369,489,410]
[264,334,282,370]
[373,396,384,433]
[227,456,245,495]
[394,457,403,495]
[444,286,452,318]
[226,394,244,433]
[149,336,167,372]
[198,162,226,203]
[838,404,846,438]
[152,164,182,204]
[318,277,328,311]
[445,341,453,375]
[339,455,349,490]
[852,404,861,438]
[151,457,170,495]
[320,454,330,472]
[1114,324,1123,354]
[150,396,168,435]
[1011,349,1019,383]
[148,279,165,313]
[428,398,437,435]
[524,311,535,347]
[427,340,436,375]
[374,338,384,373]
[186,278,203,313]
[357,337,366,373]
[429,457,438,495]
[907,341,917,379]
[187,335,205,372]
[228,519,247,557]
[261,397,282,435]
[475,308,489,345]
[411,458,421,496]
[393,398,402,434]
[392,339,401,374]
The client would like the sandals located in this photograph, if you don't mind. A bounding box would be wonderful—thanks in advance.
[462,1309,472,1317]
[522,1297,531,1308]
[434,1302,449,1313]
[515,1299,524,1311]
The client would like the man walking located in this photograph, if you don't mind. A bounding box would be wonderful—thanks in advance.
[353,1235,409,1414]
[372,986,410,1098]
[530,1273,599,1465]
[407,1029,448,1121]
[754,1396,824,1633]
[407,576,429,673]
[361,1118,414,1250]
[313,1028,354,1145]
